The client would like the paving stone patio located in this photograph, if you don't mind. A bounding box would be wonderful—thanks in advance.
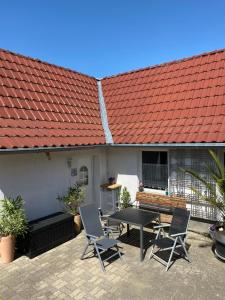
[0,223,225,300]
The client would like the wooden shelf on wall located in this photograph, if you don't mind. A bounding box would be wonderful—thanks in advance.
[100,183,122,190]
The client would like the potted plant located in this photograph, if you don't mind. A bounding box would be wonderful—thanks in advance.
[182,150,225,260]
[58,183,85,233]
[120,187,132,209]
[0,196,28,263]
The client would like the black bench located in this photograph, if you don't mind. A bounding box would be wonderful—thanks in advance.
[17,212,75,258]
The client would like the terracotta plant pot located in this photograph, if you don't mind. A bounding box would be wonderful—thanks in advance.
[74,214,81,233]
[0,235,16,264]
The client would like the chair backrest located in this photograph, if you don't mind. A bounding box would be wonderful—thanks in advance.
[79,203,104,238]
[169,208,190,236]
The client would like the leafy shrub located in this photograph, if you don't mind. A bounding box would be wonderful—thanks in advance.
[120,187,132,209]
[57,183,85,215]
[0,196,28,237]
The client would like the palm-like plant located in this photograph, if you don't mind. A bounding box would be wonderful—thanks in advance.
[182,150,225,224]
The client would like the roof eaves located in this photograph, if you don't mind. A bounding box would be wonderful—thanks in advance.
[110,143,225,148]
[0,144,108,154]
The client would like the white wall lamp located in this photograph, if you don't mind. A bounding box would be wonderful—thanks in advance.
[66,158,72,169]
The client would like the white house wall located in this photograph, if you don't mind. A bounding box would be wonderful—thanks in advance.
[106,148,140,202]
[107,147,170,202]
[0,148,107,221]
[106,147,225,221]
[1,146,224,222]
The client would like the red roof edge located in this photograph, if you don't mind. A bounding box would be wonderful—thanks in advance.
[102,48,225,80]
[0,48,96,80]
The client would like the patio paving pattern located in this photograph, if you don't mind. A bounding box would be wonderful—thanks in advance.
[0,225,225,300]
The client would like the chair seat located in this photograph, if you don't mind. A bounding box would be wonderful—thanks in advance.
[153,237,181,249]
[96,238,119,250]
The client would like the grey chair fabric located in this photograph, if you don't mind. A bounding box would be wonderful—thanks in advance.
[79,203,122,272]
[149,207,191,271]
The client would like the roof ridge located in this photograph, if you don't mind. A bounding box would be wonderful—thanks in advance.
[102,48,225,80]
[0,48,96,80]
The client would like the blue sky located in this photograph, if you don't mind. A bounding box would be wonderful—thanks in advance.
[1,0,225,78]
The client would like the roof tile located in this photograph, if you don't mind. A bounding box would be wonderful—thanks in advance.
[0,49,105,149]
[2,48,225,148]
[102,49,225,144]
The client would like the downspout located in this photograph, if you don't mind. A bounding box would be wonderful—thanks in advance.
[97,80,113,144]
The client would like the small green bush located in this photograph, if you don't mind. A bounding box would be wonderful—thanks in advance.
[57,183,85,215]
[0,196,28,237]
[120,187,132,209]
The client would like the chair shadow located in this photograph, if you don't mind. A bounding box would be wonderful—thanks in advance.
[118,227,157,259]
[82,247,124,268]
[117,226,192,262]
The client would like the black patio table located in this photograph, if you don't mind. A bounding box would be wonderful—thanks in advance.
[108,207,159,261]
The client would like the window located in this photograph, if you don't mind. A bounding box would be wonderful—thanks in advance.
[142,151,168,190]
[79,166,88,185]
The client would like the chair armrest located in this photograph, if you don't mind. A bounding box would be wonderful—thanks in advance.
[170,232,187,237]
[103,226,114,233]
[154,224,170,229]
[87,234,99,240]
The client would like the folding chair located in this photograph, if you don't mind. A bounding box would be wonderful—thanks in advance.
[149,207,191,271]
[79,204,122,272]
[98,208,124,236]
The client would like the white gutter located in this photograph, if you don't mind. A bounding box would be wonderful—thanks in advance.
[110,143,225,148]
[0,143,225,154]
[0,144,107,154]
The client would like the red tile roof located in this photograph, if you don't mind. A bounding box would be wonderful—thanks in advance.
[102,49,225,144]
[1,48,225,149]
[0,49,105,149]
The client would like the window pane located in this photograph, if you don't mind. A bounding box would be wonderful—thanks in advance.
[142,151,168,190]
[160,152,167,165]
[142,151,167,165]
[79,166,88,185]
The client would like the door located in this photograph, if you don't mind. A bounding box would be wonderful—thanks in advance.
[76,157,93,205]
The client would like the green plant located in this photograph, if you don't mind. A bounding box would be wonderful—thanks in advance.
[182,150,225,224]
[120,187,132,209]
[57,183,85,215]
[0,196,28,237]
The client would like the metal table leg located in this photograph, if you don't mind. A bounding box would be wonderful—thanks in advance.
[140,225,143,261]
[127,224,130,237]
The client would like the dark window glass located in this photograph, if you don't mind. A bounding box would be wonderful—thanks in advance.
[142,151,168,190]
[142,151,167,164]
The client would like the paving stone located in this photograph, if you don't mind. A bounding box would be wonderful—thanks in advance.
[0,228,225,300]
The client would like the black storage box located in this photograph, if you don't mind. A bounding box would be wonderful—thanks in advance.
[17,212,75,258]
